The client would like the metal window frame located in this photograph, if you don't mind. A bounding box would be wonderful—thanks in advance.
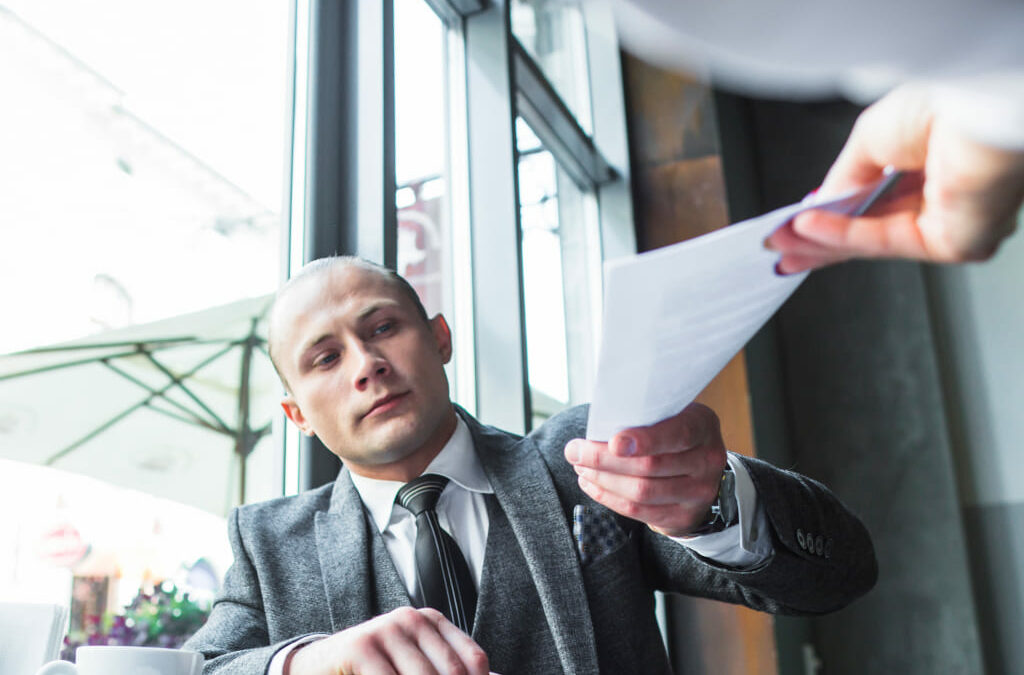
[292,0,399,490]
[512,38,613,191]
[464,1,531,434]
[289,0,635,479]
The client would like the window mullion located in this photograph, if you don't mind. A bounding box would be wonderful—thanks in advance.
[464,1,530,434]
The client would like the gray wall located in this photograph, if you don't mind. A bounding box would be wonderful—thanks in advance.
[927,228,1024,673]
[717,93,988,674]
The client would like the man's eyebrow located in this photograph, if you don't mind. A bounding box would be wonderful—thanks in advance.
[296,300,403,357]
[299,332,335,358]
[355,300,401,321]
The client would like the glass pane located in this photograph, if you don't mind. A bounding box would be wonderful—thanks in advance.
[394,0,474,408]
[0,0,290,658]
[517,119,601,429]
[395,0,449,318]
[511,0,593,134]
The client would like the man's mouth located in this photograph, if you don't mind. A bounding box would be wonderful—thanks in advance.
[363,392,410,419]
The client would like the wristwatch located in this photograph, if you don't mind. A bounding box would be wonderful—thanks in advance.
[688,464,738,535]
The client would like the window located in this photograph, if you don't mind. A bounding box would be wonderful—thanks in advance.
[393,0,475,410]
[395,0,450,318]
[516,119,602,427]
[0,0,291,655]
[298,0,630,434]
[511,0,593,134]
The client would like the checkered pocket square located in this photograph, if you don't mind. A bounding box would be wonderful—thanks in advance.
[573,504,627,565]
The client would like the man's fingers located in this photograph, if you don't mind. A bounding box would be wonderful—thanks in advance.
[575,472,714,534]
[564,404,724,479]
[429,613,490,675]
[381,629,443,675]
[574,467,711,507]
[307,608,490,675]
[565,439,704,478]
[615,403,720,458]
[564,404,727,536]
[409,609,489,675]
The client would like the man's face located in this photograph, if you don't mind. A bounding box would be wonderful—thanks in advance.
[272,265,456,479]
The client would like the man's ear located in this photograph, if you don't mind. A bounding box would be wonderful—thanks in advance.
[430,314,453,364]
[281,397,315,437]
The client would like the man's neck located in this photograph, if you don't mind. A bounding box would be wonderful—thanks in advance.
[347,407,459,483]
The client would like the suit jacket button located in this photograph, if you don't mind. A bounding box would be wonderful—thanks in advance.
[796,529,806,549]
[824,538,833,558]
[814,535,824,555]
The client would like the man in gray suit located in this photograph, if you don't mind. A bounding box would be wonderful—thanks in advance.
[185,256,876,674]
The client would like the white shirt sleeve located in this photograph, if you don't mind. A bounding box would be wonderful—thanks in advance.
[929,73,1024,150]
[267,635,328,675]
[669,453,773,569]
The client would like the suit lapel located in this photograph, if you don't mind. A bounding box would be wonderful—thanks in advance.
[315,468,410,631]
[465,414,599,675]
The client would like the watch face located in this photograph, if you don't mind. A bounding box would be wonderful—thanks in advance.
[689,466,739,535]
[719,466,739,526]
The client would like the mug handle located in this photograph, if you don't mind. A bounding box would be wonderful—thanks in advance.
[36,661,77,675]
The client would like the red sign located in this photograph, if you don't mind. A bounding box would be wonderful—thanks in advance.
[37,523,89,568]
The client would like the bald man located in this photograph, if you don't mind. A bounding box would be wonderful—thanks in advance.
[185,256,876,675]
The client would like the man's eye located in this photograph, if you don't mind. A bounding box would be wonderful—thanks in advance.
[313,352,339,368]
[373,321,393,336]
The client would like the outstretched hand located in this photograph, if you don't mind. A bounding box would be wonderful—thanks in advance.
[564,403,727,538]
[767,83,1024,274]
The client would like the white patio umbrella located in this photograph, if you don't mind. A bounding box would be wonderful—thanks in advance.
[0,295,280,516]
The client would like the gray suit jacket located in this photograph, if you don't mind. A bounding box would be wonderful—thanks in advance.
[185,405,876,674]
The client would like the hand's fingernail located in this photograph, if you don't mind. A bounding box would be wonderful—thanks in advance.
[565,441,580,463]
[619,436,637,456]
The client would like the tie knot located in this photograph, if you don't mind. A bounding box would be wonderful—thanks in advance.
[396,474,449,516]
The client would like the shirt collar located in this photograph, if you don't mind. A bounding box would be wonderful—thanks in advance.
[349,415,493,533]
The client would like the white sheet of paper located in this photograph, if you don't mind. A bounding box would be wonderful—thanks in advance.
[585,181,893,440]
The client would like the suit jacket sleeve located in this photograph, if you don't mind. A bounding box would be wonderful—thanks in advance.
[535,405,877,616]
[183,507,313,674]
[638,453,877,615]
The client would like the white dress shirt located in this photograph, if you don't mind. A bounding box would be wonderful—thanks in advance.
[269,416,771,673]
[349,417,493,604]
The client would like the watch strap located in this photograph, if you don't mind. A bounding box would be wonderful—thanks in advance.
[687,464,738,536]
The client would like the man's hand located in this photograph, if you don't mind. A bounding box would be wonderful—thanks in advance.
[287,607,490,675]
[767,83,1024,273]
[564,403,727,537]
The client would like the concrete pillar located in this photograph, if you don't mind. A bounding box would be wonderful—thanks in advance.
[926,227,1024,672]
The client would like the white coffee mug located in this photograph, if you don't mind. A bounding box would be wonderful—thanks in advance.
[36,646,204,675]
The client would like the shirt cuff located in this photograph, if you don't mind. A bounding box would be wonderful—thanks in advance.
[669,453,773,569]
[267,635,328,675]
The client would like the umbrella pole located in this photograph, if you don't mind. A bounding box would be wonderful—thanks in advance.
[235,319,259,506]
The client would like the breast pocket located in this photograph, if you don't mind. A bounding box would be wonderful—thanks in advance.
[573,504,629,567]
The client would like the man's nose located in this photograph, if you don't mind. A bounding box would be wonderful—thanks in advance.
[352,343,390,390]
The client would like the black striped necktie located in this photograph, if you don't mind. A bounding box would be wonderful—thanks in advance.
[395,474,477,633]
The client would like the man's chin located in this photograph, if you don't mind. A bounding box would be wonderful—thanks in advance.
[361,417,429,462]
